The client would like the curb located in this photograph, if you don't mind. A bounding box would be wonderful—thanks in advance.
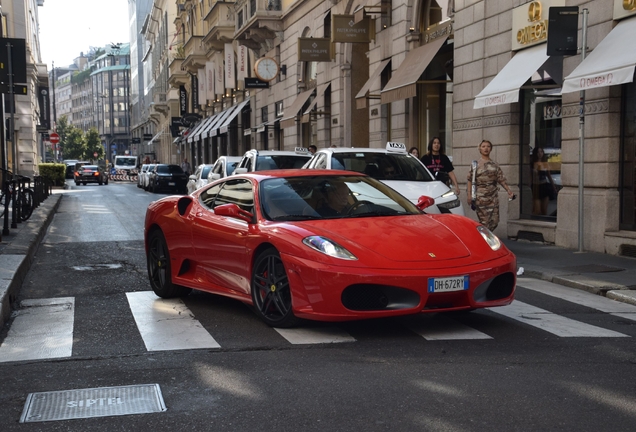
[0,194,62,327]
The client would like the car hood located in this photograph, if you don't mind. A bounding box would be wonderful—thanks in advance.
[380,180,451,203]
[273,215,473,263]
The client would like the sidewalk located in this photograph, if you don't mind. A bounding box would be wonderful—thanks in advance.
[1,192,635,327]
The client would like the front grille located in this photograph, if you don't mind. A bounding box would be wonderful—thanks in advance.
[341,284,420,311]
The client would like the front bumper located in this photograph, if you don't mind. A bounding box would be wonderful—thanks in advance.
[281,252,516,321]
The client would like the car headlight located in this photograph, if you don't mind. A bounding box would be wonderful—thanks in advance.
[477,225,501,251]
[302,236,358,260]
[437,197,461,209]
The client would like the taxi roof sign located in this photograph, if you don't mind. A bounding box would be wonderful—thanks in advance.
[295,147,309,154]
[386,142,407,153]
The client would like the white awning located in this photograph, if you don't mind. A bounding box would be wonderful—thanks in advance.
[473,44,549,109]
[562,16,636,93]
[208,100,250,137]
[186,119,207,143]
[201,113,223,139]
[187,116,214,143]
[147,131,162,145]
[219,99,250,134]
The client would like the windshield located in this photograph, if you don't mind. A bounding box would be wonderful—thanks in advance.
[256,155,310,170]
[157,165,184,174]
[330,152,434,182]
[259,175,420,221]
[115,157,137,167]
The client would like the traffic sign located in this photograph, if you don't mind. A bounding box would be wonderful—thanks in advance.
[49,133,60,144]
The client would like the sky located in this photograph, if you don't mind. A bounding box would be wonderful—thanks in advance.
[38,0,130,68]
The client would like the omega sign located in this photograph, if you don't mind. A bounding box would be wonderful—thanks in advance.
[580,73,614,89]
[517,2,548,45]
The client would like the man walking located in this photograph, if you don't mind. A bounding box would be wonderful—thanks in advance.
[181,158,191,176]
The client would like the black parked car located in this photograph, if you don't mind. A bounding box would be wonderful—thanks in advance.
[74,165,109,186]
[148,164,188,193]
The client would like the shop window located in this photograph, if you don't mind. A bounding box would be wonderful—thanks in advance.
[520,89,562,219]
[620,82,636,230]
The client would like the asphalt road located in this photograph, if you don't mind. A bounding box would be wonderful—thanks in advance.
[0,181,635,431]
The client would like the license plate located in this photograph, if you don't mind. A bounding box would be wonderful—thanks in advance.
[428,276,469,293]
[168,182,175,186]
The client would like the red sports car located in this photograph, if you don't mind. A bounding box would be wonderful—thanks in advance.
[144,170,516,327]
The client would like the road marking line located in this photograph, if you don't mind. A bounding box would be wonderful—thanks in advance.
[490,300,629,337]
[275,326,356,344]
[518,277,636,321]
[406,314,493,340]
[0,298,75,362]
[126,291,220,351]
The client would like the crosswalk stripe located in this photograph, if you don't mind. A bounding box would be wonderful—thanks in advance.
[489,300,629,337]
[274,326,356,344]
[405,314,493,340]
[126,291,220,351]
[0,298,75,363]
[518,277,636,321]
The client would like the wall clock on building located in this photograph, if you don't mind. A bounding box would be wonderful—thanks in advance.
[254,57,280,82]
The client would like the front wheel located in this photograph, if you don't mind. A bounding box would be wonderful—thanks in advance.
[251,248,299,328]
[147,230,192,298]
[19,189,34,221]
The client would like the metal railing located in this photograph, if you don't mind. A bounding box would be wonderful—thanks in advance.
[1,168,52,238]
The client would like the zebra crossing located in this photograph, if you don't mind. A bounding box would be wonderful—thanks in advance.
[1,278,635,363]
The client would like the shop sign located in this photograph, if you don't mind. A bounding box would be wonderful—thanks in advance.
[614,0,636,20]
[512,0,564,51]
[298,38,332,62]
[543,103,562,120]
[245,77,269,89]
[332,15,374,43]
[423,20,453,44]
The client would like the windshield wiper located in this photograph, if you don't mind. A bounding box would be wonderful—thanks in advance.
[270,214,323,221]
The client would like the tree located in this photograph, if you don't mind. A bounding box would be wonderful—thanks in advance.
[63,127,87,160]
[84,128,104,161]
[55,115,72,158]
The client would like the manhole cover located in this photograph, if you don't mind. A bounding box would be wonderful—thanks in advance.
[20,384,166,423]
[558,264,625,273]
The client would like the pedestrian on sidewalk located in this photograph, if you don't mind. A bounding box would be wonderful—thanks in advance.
[181,158,191,176]
[466,139,514,231]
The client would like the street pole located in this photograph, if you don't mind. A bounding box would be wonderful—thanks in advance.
[577,9,588,253]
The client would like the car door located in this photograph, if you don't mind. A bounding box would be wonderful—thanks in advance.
[191,178,254,295]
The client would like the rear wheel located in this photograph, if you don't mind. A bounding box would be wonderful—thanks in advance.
[251,248,299,328]
[19,189,34,221]
[147,230,192,298]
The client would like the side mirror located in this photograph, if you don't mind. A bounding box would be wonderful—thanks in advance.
[416,195,436,211]
[189,175,196,181]
[234,167,248,175]
[209,173,220,181]
[213,203,253,223]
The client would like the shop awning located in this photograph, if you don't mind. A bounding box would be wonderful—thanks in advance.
[280,88,316,129]
[208,101,247,137]
[302,83,331,123]
[562,16,636,94]
[256,118,279,133]
[187,117,211,143]
[219,99,250,134]
[147,131,162,145]
[201,113,223,139]
[381,36,448,104]
[473,44,549,109]
[356,59,390,109]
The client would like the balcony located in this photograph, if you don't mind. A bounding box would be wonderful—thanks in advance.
[234,0,282,53]
[150,92,169,116]
[181,35,208,73]
[203,2,235,50]
[168,49,189,89]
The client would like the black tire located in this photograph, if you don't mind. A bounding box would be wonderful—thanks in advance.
[75,182,80,186]
[99,181,103,185]
[19,189,34,221]
[83,182,87,186]
[251,248,299,328]
[147,230,192,298]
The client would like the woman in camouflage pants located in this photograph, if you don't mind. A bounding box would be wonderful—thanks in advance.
[466,140,515,231]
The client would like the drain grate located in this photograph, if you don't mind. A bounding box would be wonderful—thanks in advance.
[619,244,636,258]
[20,384,166,423]
[558,264,625,273]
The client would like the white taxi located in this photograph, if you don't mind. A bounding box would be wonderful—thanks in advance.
[234,148,312,174]
[302,142,464,215]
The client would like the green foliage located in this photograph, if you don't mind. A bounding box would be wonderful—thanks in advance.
[55,115,72,156]
[71,68,93,84]
[38,163,66,186]
[84,128,104,161]
[63,127,87,160]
